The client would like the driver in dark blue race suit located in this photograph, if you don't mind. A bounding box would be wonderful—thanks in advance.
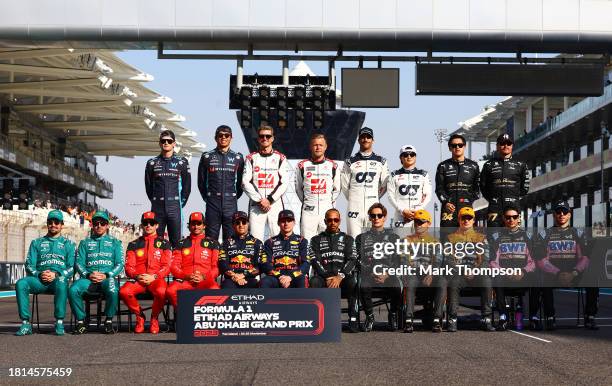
[198,125,244,241]
[260,210,310,288]
[145,130,191,248]
[219,211,265,288]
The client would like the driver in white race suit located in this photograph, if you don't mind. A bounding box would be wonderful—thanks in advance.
[341,127,390,237]
[242,125,292,241]
[387,145,432,230]
[296,133,341,240]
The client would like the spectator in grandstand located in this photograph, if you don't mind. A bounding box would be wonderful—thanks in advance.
[489,206,539,331]
[402,209,440,333]
[308,208,359,333]
[480,133,530,228]
[166,212,220,309]
[433,207,495,332]
[295,133,341,240]
[218,211,264,288]
[15,210,76,336]
[119,212,172,334]
[145,130,191,248]
[435,134,480,241]
[260,210,310,288]
[387,145,432,230]
[356,203,402,332]
[536,200,599,330]
[198,125,244,241]
[69,211,124,334]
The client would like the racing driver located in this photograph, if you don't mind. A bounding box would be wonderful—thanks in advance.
[119,211,172,334]
[166,212,220,309]
[341,127,390,237]
[260,210,310,288]
[219,211,265,288]
[296,133,341,240]
[309,208,359,332]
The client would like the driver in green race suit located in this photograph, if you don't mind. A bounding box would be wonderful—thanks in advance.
[69,211,123,334]
[15,210,76,336]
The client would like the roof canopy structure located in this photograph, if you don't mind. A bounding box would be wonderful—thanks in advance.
[0,48,205,157]
[2,1,612,53]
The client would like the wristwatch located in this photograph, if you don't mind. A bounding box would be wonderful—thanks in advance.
[571,270,579,277]
[338,272,346,279]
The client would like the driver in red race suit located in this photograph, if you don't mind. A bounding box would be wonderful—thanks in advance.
[120,211,172,334]
[166,212,220,308]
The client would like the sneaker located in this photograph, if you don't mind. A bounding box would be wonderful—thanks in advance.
[403,320,414,333]
[348,317,359,333]
[481,318,495,332]
[150,318,160,334]
[497,314,508,331]
[55,320,64,336]
[447,318,458,332]
[544,316,556,331]
[15,321,32,336]
[387,312,398,332]
[432,319,442,333]
[529,317,542,331]
[584,315,599,331]
[364,314,375,332]
[73,321,87,335]
[135,313,145,334]
[104,320,114,334]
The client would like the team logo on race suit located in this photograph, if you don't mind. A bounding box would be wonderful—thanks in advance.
[136,249,145,257]
[355,172,376,183]
[310,179,327,194]
[548,240,577,253]
[154,250,162,260]
[183,248,191,256]
[399,184,419,196]
[254,166,260,172]
[257,173,275,188]
[155,241,162,248]
[499,242,527,254]
[306,171,313,178]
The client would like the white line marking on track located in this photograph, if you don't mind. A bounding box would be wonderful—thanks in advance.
[510,330,552,343]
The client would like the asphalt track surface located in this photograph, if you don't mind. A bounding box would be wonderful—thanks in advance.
[0,291,611,385]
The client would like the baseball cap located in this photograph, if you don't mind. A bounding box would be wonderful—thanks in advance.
[92,211,110,222]
[141,211,157,223]
[413,209,432,223]
[278,209,295,221]
[496,133,513,144]
[159,130,176,141]
[232,211,249,223]
[554,200,571,211]
[458,207,475,219]
[400,145,417,155]
[359,127,374,138]
[47,210,64,222]
[189,212,204,224]
[215,125,232,136]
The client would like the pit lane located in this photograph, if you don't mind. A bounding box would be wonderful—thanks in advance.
[0,290,610,385]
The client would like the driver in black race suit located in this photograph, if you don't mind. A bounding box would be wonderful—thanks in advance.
[435,134,480,240]
[341,127,390,237]
[480,133,530,228]
[309,209,359,332]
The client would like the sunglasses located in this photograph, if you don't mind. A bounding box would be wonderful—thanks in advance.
[498,141,513,147]
[369,213,384,219]
[555,208,570,215]
[504,215,520,220]
[217,133,231,139]
[92,220,109,227]
[233,219,248,225]
[449,143,465,149]
[141,220,157,226]
[47,219,62,225]
[189,221,204,226]
[460,215,474,221]
[159,139,174,145]
[258,134,273,140]
[325,218,340,223]
[401,152,416,158]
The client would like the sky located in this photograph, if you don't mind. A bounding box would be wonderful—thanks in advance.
[96,50,502,231]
